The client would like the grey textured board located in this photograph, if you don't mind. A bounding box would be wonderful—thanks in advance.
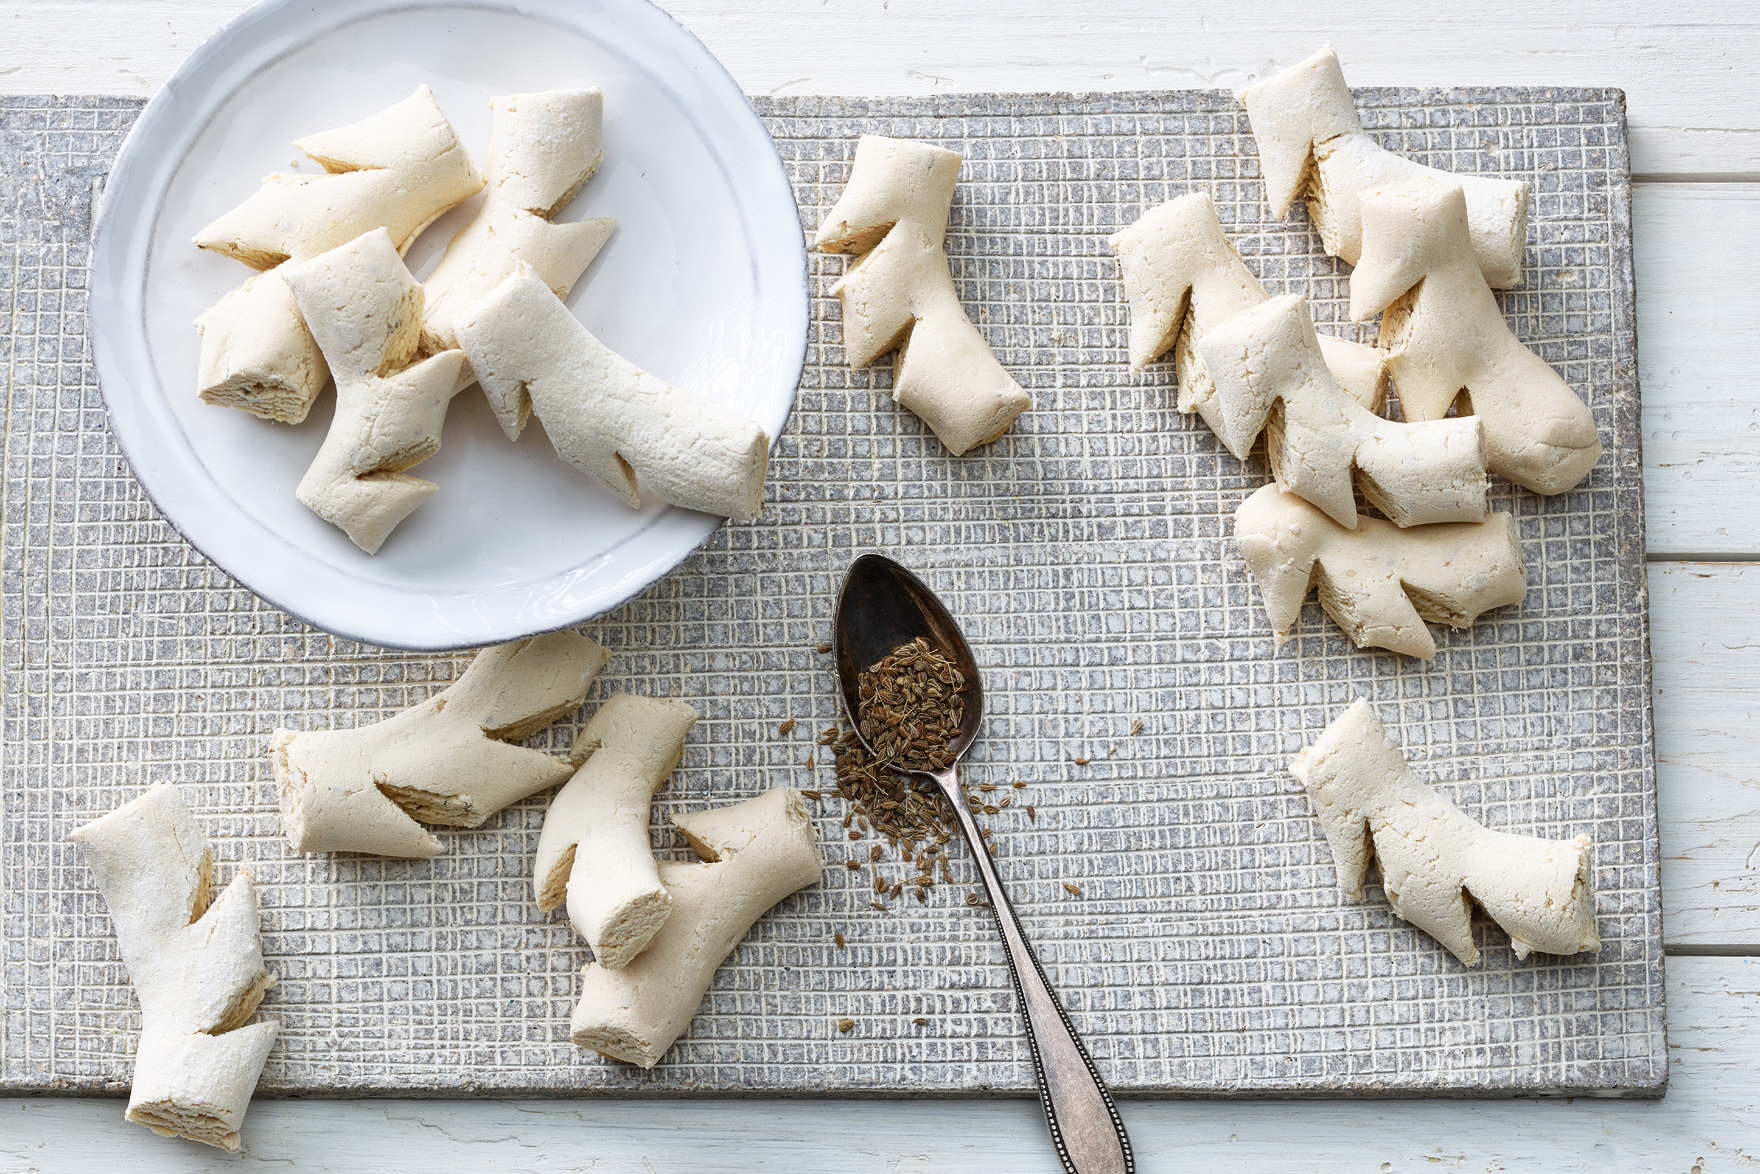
[0,88,1660,1098]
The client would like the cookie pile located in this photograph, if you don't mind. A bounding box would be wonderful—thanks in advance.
[195,86,769,554]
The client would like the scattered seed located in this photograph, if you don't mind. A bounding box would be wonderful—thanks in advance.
[837,1018,854,1033]
[805,754,815,770]
[999,796,1011,808]
[802,789,822,800]
[983,804,999,815]
[1130,719,1143,736]
[779,718,796,735]
[979,783,996,793]
[980,828,992,838]
[1073,757,1090,766]
[1063,882,1083,897]
[1027,805,1037,821]
[835,932,846,948]
[846,860,861,870]
[817,642,833,654]
[912,1017,929,1026]
[1012,781,1026,790]
[822,637,969,908]
[869,902,887,911]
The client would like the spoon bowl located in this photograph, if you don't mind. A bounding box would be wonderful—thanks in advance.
[833,553,984,761]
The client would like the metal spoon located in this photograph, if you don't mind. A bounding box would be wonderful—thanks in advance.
[833,553,1133,1174]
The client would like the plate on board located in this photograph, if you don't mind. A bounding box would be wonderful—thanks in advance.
[87,0,808,651]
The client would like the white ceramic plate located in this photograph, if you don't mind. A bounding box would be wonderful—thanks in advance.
[88,0,806,651]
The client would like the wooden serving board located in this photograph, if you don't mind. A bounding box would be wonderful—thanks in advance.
[0,88,1662,1097]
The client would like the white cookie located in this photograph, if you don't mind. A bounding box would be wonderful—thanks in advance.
[1239,46,1529,289]
[71,785,279,1152]
[194,86,483,423]
[568,788,824,1067]
[815,135,1031,455]
[534,695,700,970]
[455,265,770,520]
[1234,482,1526,659]
[1291,698,1599,965]
[273,632,607,858]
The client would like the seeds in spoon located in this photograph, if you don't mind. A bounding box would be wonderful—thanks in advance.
[828,636,1019,910]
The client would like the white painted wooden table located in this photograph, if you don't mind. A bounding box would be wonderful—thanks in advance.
[5,3,1758,1170]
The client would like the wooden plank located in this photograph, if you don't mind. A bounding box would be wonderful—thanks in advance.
[1636,185,1760,558]
[1654,564,1760,949]
[1,955,1752,1172]
[9,0,1760,179]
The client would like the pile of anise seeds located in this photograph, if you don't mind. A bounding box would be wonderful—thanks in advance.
[816,637,978,907]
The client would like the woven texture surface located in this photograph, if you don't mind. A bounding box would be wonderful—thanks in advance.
[1,89,1661,1097]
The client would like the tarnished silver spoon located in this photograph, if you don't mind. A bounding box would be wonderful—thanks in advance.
[834,553,1133,1174]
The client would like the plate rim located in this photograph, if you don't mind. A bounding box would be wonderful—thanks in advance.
[86,0,808,652]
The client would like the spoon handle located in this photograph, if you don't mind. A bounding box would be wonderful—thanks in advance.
[933,767,1133,1174]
